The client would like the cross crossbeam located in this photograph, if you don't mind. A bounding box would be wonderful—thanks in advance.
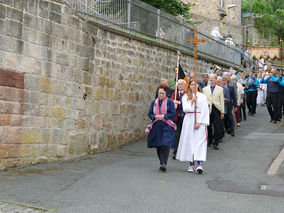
[185,27,206,124]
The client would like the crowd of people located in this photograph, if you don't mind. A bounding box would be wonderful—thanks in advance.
[146,66,284,174]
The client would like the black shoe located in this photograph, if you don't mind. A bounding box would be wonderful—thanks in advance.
[251,113,254,117]
[159,165,167,172]
[244,117,247,120]
[207,143,212,147]
[227,130,231,134]
[273,120,277,124]
[270,119,273,122]
[172,155,176,160]
[213,144,219,150]
[231,131,235,137]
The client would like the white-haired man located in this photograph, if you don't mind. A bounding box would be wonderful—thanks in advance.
[203,74,224,150]
[171,79,186,159]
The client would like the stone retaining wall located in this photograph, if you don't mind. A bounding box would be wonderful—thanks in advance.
[0,0,234,170]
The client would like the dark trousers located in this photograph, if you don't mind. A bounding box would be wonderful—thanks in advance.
[221,118,225,138]
[247,91,257,114]
[277,92,284,119]
[156,146,170,166]
[240,97,247,121]
[224,109,234,132]
[208,105,223,146]
[173,116,184,156]
[266,92,279,121]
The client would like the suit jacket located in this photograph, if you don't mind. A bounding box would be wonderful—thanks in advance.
[203,85,225,114]
[222,84,237,113]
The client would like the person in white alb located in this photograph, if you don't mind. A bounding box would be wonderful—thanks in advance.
[176,79,210,174]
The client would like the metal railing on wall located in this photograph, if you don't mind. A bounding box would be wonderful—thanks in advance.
[64,0,249,66]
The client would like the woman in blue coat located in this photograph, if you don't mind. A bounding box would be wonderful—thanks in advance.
[147,85,176,172]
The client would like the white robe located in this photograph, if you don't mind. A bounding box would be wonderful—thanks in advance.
[176,92,210,162]
[257,83,267,105]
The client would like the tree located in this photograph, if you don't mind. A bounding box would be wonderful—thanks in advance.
[141,0,192,22]
[242,0,284,45]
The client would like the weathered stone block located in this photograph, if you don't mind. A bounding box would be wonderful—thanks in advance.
[49,11,61,24]
[0,68,24,89]
[6,19,22,39]
[69,133,88,155]
[3,127,22,143]
[24,91,40,104]
[52,129,66,144]
[65,15,80,29]
[56,52,70,66]
[57,144,67,157]
[64,119,74,130]
[0,100,23,114]
[19,145,30,157]
[40,129,51,144]
[6,7,23,22]
[51,22,65,38]
[40,77,53,93]
[39,0,49,10]
[0,4,5,19]
[22,27,50,47]
[0,19,5,35]
[0,114,10,126]
[50,2,61,14]
[0,86,24,102]
[10,114,23,126]
[77,57,89,71]
[25,75,40,91]
[23,128,40,144]
[28,0,38,15]
[0,144,19,158]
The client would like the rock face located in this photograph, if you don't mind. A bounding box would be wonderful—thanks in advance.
[0,0,233,170]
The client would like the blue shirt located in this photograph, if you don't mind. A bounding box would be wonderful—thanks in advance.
[211,85,215,94]
[280,77,284,87]
[260,76,281,93]
[245,77,259,92]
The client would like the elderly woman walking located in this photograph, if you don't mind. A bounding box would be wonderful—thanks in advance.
[147,85,176,172]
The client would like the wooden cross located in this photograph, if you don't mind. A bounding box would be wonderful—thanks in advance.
[185,26,206,124]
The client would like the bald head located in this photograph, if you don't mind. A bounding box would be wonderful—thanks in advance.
[216,76,222,86]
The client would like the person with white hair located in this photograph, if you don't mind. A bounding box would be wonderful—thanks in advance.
[203,74,225,150]
[231,75,244,126]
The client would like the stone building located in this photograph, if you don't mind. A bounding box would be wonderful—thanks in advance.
[183,0,243,44]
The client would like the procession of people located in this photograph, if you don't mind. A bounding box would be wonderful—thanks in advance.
[147,65,284,174]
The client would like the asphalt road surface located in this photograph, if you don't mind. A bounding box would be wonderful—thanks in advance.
[0,106,284,213]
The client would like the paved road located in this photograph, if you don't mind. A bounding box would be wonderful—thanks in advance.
[0,106,284,213]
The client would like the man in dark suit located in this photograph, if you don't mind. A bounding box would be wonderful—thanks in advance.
[170,79,186,159]
[222,76,237,137]
[155,79,175,99]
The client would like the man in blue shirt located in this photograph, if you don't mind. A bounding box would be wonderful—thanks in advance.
[260,69,281,123]
[245,72,260,116]
[277,69,284,120]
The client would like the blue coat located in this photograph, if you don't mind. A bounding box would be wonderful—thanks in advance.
[147,98,176,148]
